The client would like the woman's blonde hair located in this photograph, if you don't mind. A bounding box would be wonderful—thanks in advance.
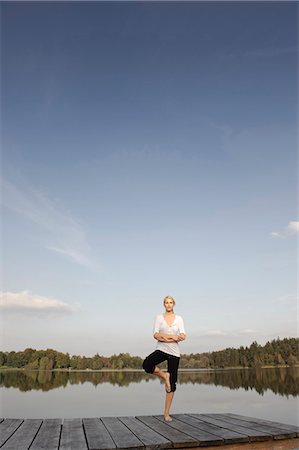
[164,295,176,305]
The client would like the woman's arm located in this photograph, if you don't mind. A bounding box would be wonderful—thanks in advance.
[153,332,180,342]
[177,333,186,342]
[177,317,186,341]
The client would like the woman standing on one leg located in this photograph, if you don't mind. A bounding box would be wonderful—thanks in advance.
[142,295,186,422]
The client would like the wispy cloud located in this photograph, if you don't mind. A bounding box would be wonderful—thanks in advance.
[270,221,299,238]
[278,294,297,310]
[197,328,258,338]
[270,231,281,238]
[287,221,299,233]
[47,246,94,267]
[207,121,235,142]
[244,46,298,58]
[204,329,228,336]
[239,328,256,335]
[0,290,80,314]
[0,177,98,269]
[218,46,298,61]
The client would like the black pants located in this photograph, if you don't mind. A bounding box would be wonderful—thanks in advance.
[142,349,180,392]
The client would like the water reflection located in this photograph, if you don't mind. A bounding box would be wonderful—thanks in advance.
[1,367,298,397]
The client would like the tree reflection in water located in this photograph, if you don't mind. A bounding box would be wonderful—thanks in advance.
[0,367,298,397]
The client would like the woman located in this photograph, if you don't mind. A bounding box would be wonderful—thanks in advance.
[142,295,186,422]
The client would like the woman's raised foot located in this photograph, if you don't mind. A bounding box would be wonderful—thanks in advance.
[164,372,171,393]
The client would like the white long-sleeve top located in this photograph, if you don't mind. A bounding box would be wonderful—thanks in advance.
[153,314,186,357]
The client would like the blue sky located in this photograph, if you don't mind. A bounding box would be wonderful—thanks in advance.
[1,1,298,358]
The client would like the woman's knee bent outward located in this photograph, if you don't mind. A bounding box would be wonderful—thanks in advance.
[142,349,180,392]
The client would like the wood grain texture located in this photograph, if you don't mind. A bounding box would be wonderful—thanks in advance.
[1,419,42,450]
[136,415,200,447]
[60,418,87,450]
[83,418,116,450]
[100,416,144,449]
[0,419,23,447]
[119,416,172,448]
[30,419,62,450]
[0,413,297,449]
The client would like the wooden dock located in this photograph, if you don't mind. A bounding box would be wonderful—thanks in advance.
[0,413,298,450]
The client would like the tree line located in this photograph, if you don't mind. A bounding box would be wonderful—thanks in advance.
[0,337,297,370]
[180,337,298,369]
[1,364,298,397]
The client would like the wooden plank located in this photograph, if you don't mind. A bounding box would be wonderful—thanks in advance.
[30,418,62,450]
[179,437,299,450]
[226,413,299,437]
[0,413,297,450]
[210,413,298,439]
[200,414,273,442]
[100,417,144,449]
[0,419,23,447]
[83,418,116,450]
[173,414,249,444]
[202,414,296,440]
[119,416,172,448]
[136,415,199,448]
[154,414,224,446]
[60,418,87,450]
[1,419,42,449]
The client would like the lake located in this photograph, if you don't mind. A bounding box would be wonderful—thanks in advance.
[0,367,298,426]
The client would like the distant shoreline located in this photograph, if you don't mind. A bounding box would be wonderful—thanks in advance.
[0,365,298,372]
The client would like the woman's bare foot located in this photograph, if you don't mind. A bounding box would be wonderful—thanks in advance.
[164,415,173,422]
[164,372,171,393]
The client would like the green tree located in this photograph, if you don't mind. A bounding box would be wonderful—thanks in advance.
[39,356,54,370]
[0,351,6,366]
[287,354,298,366]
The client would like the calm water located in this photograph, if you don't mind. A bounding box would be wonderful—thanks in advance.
[1,367,298,426]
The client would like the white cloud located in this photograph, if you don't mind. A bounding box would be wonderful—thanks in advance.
[287,221,299,233]
[218,46,298,61]
[0,177,98,270]
[0,290,80,314]
[203,329,228,336]
[208,121,235,142]
[244,46,299,58]
[239,328,256,335]
[278,294,297,310]
[47,246,95,267]
[201,328,257,337]
[270,221,299,239]
[270,231,281,238]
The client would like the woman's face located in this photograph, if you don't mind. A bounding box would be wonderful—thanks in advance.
[164,298,175,312]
